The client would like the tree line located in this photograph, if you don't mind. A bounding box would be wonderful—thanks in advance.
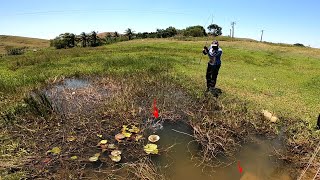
[50,24,223,49]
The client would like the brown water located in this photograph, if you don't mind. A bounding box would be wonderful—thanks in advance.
[150,121,294,180]
[44,78,110,116]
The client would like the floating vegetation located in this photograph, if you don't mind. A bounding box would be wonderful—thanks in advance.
[99,140,108,144]
[47,147,61,155]
[144,144,159,155]
[109,154,121,162]
[97,134,103,138]
[111,150,122,156]
[115,133,126,142]
[70,156,78,160]
[148,135,160,143]
[89,153,100,162]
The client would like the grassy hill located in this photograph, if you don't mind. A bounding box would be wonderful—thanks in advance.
[0,35,49,54]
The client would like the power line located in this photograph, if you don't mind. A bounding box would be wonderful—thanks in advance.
[2,8,193,17]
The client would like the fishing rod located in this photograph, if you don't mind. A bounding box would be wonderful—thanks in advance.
[199,14,214,64]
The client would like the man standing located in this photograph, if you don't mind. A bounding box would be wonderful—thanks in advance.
[202,40,223,92]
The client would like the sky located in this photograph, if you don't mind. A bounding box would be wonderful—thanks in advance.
[0,0,319,48]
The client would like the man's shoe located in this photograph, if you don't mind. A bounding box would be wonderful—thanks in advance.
[209,87,216,92]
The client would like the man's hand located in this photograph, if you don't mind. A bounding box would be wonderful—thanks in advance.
[203,46,208,55]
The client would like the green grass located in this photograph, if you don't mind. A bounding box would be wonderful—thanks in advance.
[0,38,319,122]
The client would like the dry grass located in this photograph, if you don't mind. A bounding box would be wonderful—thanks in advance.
[126,157,165,180]
[0,35,49,54]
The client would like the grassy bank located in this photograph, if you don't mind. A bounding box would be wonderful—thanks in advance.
[1,38,319,121]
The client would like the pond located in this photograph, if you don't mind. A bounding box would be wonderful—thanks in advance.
[149,120,294,180]
[43,78,111,116]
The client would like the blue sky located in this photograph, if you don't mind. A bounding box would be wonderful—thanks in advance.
[1,0,319,47]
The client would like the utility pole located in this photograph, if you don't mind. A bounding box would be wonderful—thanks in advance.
[260,30,264,42]
[231,21,236,38]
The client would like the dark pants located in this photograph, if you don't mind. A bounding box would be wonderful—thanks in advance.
[206,64,221,89]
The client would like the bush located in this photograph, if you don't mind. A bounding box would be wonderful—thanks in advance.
[294,43,305,47]
[50,38,68,49]
[5,46,26,55]
[183,25,207,37]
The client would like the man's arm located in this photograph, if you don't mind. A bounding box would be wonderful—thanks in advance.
[202,46,208,55]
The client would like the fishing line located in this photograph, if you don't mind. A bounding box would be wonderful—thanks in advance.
[199,14,214,64]
[298,140,320,180]
[312,165,320,180]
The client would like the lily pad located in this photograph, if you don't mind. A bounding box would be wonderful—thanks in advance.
[89,156,99,162]
[111,150,122,156]
[121,125,129,132]
[115,133,126,141]
[128,125,140,133]
[97,134,103,138]
[100,140,108,144]
[89,153,101,162]
[148,135,160,143]
[109,155,121,162]
[122,132,132,138]
[144,144,158,154]
[47,147,61,155]
[70,156,78,160]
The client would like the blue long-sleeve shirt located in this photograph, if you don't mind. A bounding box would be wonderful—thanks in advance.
[205,46,223,65]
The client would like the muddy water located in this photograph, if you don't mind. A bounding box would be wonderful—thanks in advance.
[54,78,90,90]
[150,121,294,180]
[44,78,109,116]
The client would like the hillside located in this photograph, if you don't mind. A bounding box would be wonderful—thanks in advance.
[97,32,118,38]
[0,35,49,54]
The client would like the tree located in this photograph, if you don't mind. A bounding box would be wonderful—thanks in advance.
[114,31,119,37]
[207,24,222,36]
[80,32,87,47]
[165,26,177,37]
[89,31,98,47]
[50,33,76,49]
[156,29,165,38]
[183,26,207,37]
[125,28,134,40]
[60,33,75,47]
[105,33,113,44]
[75,35,82,47]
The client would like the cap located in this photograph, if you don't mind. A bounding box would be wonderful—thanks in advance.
[212,40,219,46]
